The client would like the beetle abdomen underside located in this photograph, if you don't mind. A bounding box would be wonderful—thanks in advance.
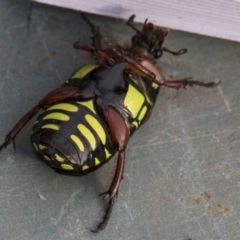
[31,100,115,173]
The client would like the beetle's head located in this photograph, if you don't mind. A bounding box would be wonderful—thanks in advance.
[127,15,187,59]
[132,22,169,59]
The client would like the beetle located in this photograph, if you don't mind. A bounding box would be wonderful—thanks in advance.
[0,14,219,232]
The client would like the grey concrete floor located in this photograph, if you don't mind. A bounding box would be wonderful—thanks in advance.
[0,1,240,240]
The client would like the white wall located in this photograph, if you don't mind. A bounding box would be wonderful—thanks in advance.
[33,0,240,42]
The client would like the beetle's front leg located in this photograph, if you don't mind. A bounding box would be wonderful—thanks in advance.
[74,42,114,67]
[92,107,129,233]
[81,12,102,50]
[162,77,220,89]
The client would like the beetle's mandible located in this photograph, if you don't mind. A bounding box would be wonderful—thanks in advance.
[0,13,219,232]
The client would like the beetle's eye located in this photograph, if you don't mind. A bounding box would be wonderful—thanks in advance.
[152,49,162,59]
[131,34,140,46]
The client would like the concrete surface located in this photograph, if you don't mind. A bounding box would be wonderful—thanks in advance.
[0,1,240,240]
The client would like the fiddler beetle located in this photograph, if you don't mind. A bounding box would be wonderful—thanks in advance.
[0,13,219,232]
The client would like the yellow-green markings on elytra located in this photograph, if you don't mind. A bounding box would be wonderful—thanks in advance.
[78,124,96,150]
[138,106,147,121]
[61,164,74,170]
[124,84,145,118]
[77,100,96,114]
[152,82,159,89]
[47,103,79,112]
[32,142,38,152]
[55,154,64,162]
[71,64,99,79]
[132,121,139,128]
[70,134,84,152]
[41,124,59,131]
[145,95,153,106]
[85,114,106,145]
[104,148,112,158]
[44,155,51,161]
[38,144,47,150]
[95,158,101,166]
[43,112,70,121]
[82,164,89,170]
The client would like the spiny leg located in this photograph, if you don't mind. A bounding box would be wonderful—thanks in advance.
[73,42,114,67]
[78,13,120,65]
[79,14,159,80]
[95,28,124,60]
[0,86,94,151]
[92,151,125,233]
[81,12,125,60]
[162,77,220,89]
[91,107,129,232]
[81,12,102,50]
[81,15,126,60]
[0,105,40,151]
[74,40,157,80]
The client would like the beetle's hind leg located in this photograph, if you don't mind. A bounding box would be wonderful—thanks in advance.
[0,86,93,151]
[91,106,129,232]
[0,105,40,151]
[162,77,220,89]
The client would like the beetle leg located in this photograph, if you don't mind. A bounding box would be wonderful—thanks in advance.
[81,12,102,50]
[124,56,157,80]
[127,14,142,34]
[162,47,187,56]
[79,15,158,80]
[162,77,220,89]
[81,14,126,60]
[81,13,126,61]
[74,42,114,67]
[0,105,40,151]
[74,41,157,82]
[91,107,129,232]
[0,86,94,151]
[39,86,94,106]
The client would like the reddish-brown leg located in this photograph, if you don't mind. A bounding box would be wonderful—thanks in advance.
[73,42,114,67]
[124,56,156,80]
[0,105,40,151]
[91,107,129,233]
[162,77,220,89]
[74,41,158,81]
[81,12,102,50]
[79,14,158,81]
[0,86,94,151]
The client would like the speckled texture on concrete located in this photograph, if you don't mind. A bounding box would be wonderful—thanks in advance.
[0,1,240,240]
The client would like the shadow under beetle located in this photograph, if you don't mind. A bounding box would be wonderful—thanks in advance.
[0,13,219,232]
